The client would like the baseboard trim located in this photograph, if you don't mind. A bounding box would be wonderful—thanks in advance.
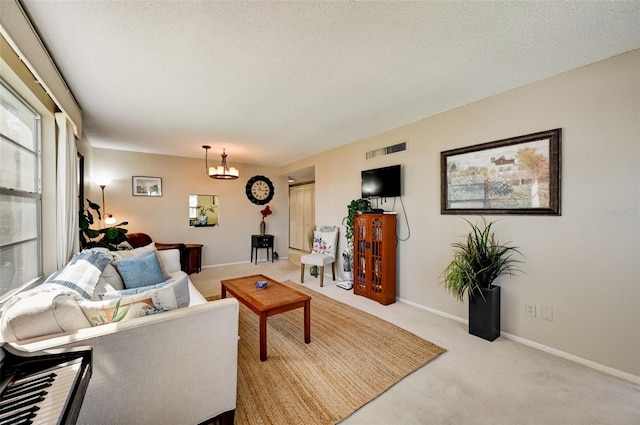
[397,297,640,385]
[499,331,640,384]
[201,257,290,269]
[400,298,467,325]
[201,261,247,269]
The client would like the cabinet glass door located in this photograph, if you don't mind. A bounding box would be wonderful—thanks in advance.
[354,217,367,292]
[371,218,384,297]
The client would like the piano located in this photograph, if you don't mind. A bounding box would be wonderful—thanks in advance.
[0,344,91,425]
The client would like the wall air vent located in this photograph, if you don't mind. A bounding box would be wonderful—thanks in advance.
[366,141,407,159]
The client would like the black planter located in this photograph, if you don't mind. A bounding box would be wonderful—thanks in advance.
[468,285,500,341]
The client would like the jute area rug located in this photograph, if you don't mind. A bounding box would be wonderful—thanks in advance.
[208,281,445,425]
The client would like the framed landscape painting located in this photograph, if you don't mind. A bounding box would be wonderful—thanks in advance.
[441,129,561,215]
[132,176,162,197]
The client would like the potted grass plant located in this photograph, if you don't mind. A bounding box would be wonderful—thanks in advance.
[441,217,523,341]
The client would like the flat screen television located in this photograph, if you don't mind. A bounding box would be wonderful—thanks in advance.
[361,164,401,198]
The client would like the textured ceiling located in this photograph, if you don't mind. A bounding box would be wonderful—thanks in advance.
[20,1,640,168]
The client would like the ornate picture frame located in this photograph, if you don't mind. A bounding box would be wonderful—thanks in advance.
[441,129,561,215]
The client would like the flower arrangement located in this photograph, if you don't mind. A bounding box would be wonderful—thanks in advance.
[259,205,272,235]
[260,205,272,221]
[197,205,215,216]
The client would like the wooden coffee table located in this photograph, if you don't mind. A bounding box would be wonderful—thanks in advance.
[220,274,311,361]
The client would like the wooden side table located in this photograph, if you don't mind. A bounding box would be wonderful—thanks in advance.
[184,244,203,274]
[251,235,274,265]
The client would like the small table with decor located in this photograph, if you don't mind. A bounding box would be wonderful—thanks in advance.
[220,274,311,361]
[251,234,274,264]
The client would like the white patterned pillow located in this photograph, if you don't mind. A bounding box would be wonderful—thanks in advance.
[78,282,182,327]
[312,228,338,256]
[98,273,190,308]
[110,242,156,260]
[42,250,111,299]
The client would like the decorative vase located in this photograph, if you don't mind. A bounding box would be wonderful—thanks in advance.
[468,285,501,342]
[259,220,266,235]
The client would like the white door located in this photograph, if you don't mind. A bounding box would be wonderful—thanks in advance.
[289,184,315,251]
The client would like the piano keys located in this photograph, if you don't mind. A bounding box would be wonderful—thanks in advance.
[0,344,91,425]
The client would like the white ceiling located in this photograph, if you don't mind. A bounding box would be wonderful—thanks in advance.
[20,1,640,168]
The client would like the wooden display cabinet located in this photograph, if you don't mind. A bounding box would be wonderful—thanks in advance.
[353,213,397,305]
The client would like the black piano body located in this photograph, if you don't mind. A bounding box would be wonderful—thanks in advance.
[0,343,92,425]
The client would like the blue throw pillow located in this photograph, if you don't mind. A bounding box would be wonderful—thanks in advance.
[115,251,166,289]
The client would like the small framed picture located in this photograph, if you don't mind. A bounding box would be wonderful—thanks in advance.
[132,176,162,197]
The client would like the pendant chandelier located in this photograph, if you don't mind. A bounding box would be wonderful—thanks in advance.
[202,145,239,180]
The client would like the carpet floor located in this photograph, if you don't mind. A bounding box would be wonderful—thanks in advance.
[210,280,445,425]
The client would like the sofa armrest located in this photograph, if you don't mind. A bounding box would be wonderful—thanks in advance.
[9,299,239,425]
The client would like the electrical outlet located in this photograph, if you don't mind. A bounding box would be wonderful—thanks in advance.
[541,306,553,321]
[526,303,536,317]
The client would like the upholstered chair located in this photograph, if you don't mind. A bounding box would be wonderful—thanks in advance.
[300,226,339,287]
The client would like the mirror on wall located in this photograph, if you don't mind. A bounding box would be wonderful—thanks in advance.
[189,194,220,227]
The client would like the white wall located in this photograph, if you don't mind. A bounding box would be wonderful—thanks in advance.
[282,50,640,377]
[85,148,289,268]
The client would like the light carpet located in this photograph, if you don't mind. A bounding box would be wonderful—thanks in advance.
[209,281,445,425]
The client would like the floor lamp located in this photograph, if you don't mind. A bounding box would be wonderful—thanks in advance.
[95,178,117,226]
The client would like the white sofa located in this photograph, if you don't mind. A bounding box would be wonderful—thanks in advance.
[0,246,239,425]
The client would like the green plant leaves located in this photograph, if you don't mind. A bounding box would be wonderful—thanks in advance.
[345,198,371,243]
[87,199,101,212]
[79,198,129,250]
[441,217,523,302]
[84,228,100,238]
[111,298,131,322]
